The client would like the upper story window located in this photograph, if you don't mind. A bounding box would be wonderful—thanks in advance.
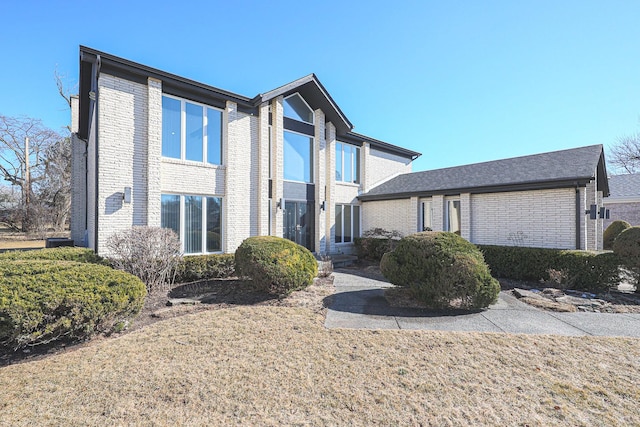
[283,93,313,124]
[162,95,222,165]
[335,142,360,184]
[284,130,313,183]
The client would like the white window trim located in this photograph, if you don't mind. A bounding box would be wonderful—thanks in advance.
[421,199,433,231]
[335,141,360,184]
[283,129,314,184]
[445,197,461,233]
[163,193,224,255]
[283,92,315,125]
[162,94,223,165]
[335,204,361,245]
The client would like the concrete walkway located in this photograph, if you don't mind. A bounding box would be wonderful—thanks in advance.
[325,270,640,337]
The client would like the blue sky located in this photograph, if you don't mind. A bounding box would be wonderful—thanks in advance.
[1,0,639,173]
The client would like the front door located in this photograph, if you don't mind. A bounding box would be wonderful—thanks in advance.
[284,201,314,251]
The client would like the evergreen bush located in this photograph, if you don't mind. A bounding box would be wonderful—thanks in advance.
[603,220,631,250]
[235,236,317,296]
[380,232,500,309]
[0,260,146,350]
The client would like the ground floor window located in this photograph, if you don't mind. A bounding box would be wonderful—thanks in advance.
[446,199,461,235]
[335,204,360,243]
[421,200,433,231]
[161,194,222,254]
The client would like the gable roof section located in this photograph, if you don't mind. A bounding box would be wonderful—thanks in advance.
[606,173,640,200]
[360,145,609,201]
[77,46,420,160]
[254,74,352,135]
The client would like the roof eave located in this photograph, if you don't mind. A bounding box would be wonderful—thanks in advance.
[359,177,596,201]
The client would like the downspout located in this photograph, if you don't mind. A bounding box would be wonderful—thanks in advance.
[94,55,101,254]
[575,185,581,250]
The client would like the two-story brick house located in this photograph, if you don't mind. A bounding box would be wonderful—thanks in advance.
[72,47,609,255]
[71,46,420,255]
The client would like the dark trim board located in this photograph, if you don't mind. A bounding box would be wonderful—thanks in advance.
[358,179,593,201]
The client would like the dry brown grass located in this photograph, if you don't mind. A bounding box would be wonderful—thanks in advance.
[1,304,639,426]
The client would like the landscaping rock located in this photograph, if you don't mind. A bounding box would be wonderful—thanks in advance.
[513,288,545,300]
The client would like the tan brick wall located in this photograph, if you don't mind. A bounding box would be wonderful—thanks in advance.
[603,200,640,227]
[146,78,162,227]
[362,198,415,237]
[364,148,412,192]
[470,188,576,249]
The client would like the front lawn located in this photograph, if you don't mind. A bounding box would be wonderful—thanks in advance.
[1,305,638,426]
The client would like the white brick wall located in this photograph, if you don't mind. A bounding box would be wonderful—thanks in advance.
[224,103,254,252]
[258,102,270,235]
[70,133,86,245]
[95,74,150,254]
[362,198,414,237]
[326,122,337,253]
[364,148,412,192]
[314,109,327,253]
[470,188,576,249]
[146,78,162,227]
[161,160,225,195]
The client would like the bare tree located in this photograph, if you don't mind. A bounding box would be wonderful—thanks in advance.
[609,133,640,174]
[0,115,63,231]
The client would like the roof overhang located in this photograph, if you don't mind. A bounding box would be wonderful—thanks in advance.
[359,177,596,202]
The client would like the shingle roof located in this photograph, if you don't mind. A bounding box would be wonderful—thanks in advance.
[359,144,608,201]
[606,173,640,199]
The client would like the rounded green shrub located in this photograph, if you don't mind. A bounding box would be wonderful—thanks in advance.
[0,260,146,350]
[380,231,500,309]
[0,247,103,263]
[613,226,640,269]
[235,236,318,296]
[603,220,631,250]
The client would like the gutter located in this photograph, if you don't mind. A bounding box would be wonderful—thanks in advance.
[575,185,581,250]
[94,54,101,254]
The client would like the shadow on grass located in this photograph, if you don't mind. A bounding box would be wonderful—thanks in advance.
[168,279,278,306]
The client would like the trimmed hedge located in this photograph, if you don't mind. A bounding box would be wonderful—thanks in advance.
[0,260,146,350]
[354,237,400,262]
[603,220,631,250]
[0,247,102,264]
[613,226,640,268]
[380,232,500,309]
[479,245,620,293]
[235,236,317,296]
[175,254,236,283]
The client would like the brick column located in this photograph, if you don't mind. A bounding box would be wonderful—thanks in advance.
[432,195,445,231]
[314,110,326,253]
[460,193,471,240]
[258,102,270,235]
[273,97,284,238]
[326,122,337,253]
[147,77,162,227]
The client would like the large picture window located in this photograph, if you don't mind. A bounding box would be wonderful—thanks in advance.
[335,204,360,244]
[284,131,313,183]
[160,194,223,254]
[335,142,360,184]
[162,95,222,165]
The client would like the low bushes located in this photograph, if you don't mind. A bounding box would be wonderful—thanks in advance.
[479,245,620,293]
[354,228,403,261]
[0,247,102,263]
[380,232,500,309]
[235,236,317,296]
[603,220,631,250]
[0,260,146,350]
[175,254,236,283]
